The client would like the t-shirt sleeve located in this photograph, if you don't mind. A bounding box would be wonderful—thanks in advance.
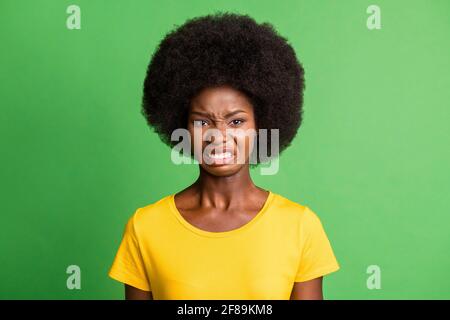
[108,209,151,291]
[294,206,340,282]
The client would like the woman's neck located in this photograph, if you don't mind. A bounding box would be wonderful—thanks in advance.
[187,165,265,209]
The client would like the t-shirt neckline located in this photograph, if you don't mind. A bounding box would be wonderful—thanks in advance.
[168,191,275,238]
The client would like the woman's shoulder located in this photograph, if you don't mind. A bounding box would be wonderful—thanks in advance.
[128,194,174,227]
[271,191,321,223]
[139,194,173,211]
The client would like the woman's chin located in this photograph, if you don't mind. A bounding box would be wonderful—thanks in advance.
[200,162,245,177]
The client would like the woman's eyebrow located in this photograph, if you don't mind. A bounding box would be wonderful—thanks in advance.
[190,111,210,117]
[190,110,246,117]
[190,109,247,119]
[224,110,246,118]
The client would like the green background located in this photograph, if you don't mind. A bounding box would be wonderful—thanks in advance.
[1,0,449,299]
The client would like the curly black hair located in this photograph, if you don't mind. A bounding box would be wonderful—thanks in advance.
[141,12,305,163]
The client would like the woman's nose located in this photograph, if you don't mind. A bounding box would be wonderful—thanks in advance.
[204,124,232,145]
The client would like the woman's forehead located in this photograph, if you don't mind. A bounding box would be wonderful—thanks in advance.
[190,86,254,116]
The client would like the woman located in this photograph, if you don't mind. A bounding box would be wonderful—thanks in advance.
[109,13,339,300]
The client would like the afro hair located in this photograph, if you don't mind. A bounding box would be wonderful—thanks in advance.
[141,12,305,162]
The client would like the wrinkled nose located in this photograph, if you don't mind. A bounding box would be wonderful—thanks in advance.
[204,123,231,145]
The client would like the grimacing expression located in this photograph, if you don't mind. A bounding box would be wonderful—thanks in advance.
[187,86,257,177]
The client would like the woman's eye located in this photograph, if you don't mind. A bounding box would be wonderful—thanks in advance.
[231,119,244,126]
[193,120,208,127]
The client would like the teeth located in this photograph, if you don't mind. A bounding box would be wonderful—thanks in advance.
[209,152,232,159]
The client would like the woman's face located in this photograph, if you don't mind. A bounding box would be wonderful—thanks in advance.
[187,85,257,177]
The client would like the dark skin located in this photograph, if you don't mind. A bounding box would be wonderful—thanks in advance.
[125,85,323,300]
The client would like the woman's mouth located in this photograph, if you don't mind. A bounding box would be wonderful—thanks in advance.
[209,151,232,159]
[204,149,235,165]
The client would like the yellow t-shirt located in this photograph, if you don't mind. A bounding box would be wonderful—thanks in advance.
[108,191,340,299]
